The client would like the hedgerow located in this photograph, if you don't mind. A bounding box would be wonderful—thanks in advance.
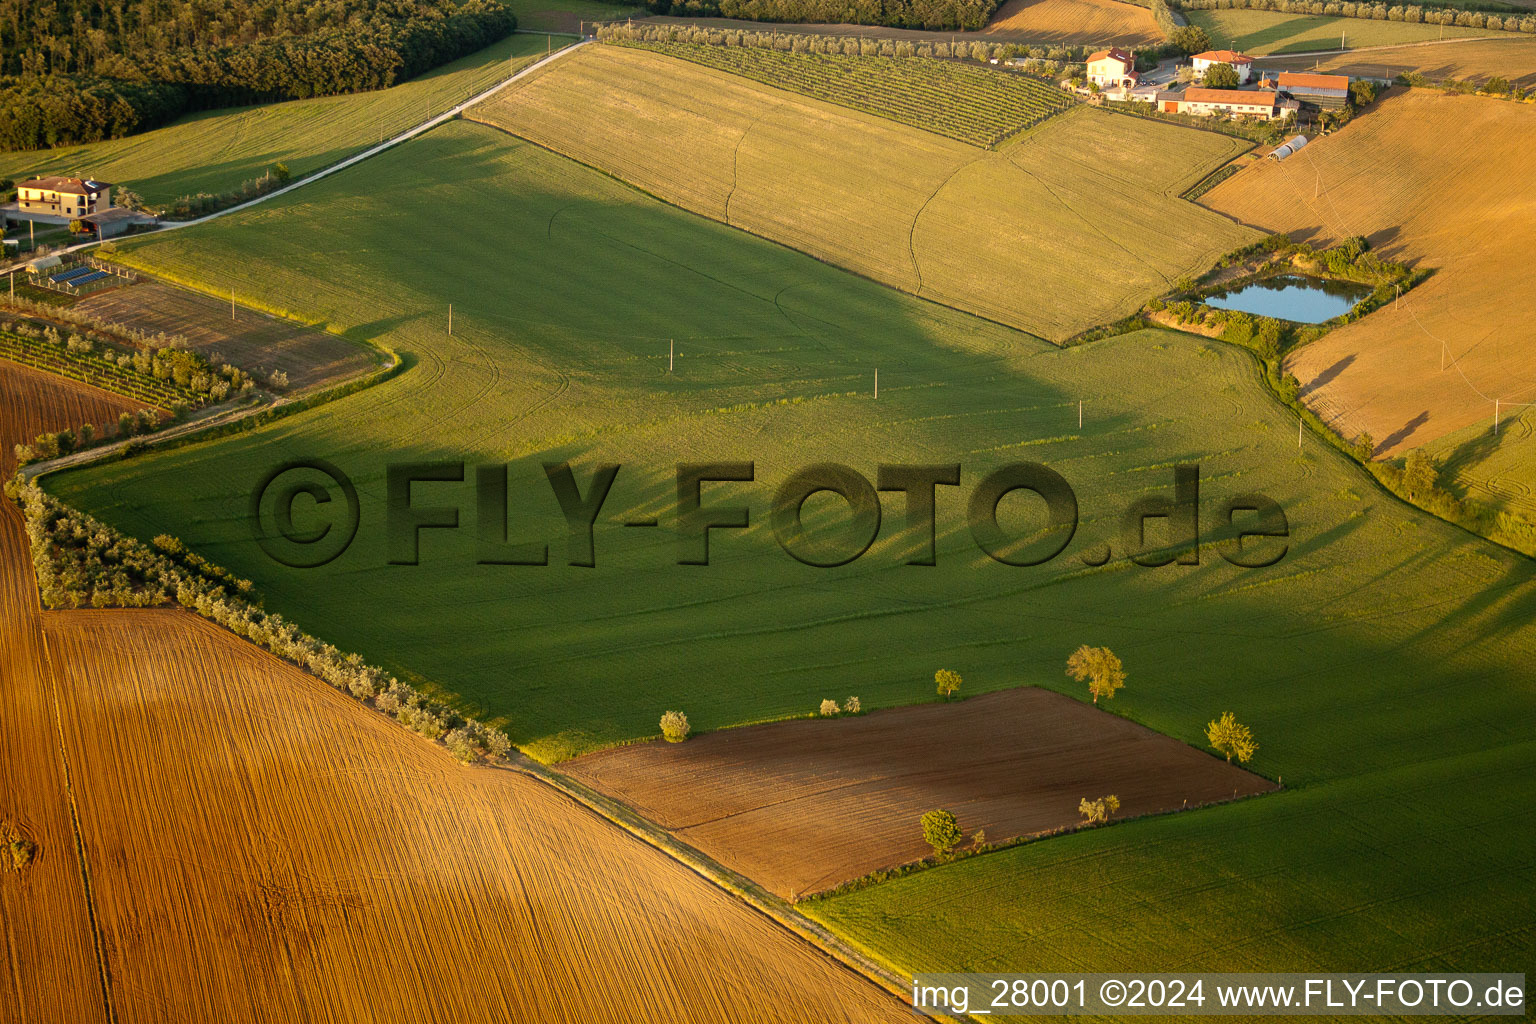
[5,479,513,763]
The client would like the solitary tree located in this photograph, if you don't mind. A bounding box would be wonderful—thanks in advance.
[1402,449,1439,501]
[921,809,962,856]
[819,698,840,717]
[1170,25,1211,55]
[659,710,690,743]
[1203,62,1240,88]
[1066,646,1126,704]
[1206,712,1257,763]
[935,668,962,699]
[68,219,87,236]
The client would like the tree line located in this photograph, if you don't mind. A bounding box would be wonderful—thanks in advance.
[1174,0,1536,33]
[1,0,516,151]
[645,0,1004,33]
[601,22,1096,65]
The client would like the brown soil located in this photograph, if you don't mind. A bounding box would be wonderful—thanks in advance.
[1201,89,1536,456]
[73,281,376,393]
[0,360,907,1022]
[564,688,1276,898]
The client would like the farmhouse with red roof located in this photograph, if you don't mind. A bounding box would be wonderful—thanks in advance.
[1086,47,1138,90]
[1191,49,1256,84]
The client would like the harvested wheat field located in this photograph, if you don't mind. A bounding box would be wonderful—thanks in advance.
[37,613,907,1022]
[1202,88,1536,456]
[1252,37,1536,87]
[0,361,146,1023]
[473,44,1254,341]
[564,688,1276,898]
[0,366,905,1021]
[986,0,1162,45]
[74,281,376,392]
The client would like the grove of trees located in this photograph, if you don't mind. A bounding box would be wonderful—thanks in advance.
[649,0,1001,31]
[1,0,517,151]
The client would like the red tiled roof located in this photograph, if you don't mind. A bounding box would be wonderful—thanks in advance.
[1192,49,1254,64]
[1087,46,1134,65]
[19,176,110,195]
[1180,88,1278,105]
[1278,71,1350,90]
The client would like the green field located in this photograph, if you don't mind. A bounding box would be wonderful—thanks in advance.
[0,34,563,206]
[1426,408,1536,553]
[1187,8,1501,53]
[617,40,1076,147]
[41,116,1536,978]
[473,44,1253,342]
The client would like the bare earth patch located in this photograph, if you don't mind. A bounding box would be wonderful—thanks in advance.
[563,688,1276,899]
[74,280,376,393]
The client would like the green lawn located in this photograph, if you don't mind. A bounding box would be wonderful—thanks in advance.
[1188,8,1502,53]
[43,116,1535,975]
[0,34,565,206]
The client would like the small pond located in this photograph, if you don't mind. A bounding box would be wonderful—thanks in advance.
[1203,274,1372,324]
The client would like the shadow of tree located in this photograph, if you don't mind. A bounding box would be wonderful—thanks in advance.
[1300,353,1355,398]
[1376,410,1430,455]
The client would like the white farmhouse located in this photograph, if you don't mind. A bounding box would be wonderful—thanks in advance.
[1190,49,1255,84]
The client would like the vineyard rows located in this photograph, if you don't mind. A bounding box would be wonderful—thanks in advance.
[626,42,1075,148]
[0,332,187,408]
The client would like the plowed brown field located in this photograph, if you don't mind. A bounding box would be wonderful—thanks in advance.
[74,281,376,392]
[564,688,1276,898]
[0,360,906,1023]
[986,0,1162,45]
[1201,88,1536,456]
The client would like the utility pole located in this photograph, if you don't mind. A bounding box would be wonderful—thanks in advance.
[231,288,235,321]
[448,304,453,335]
[1298,417,1303,449]
[1494,399,1500,435]
[669,339,674,373]
[874,368,879,399]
